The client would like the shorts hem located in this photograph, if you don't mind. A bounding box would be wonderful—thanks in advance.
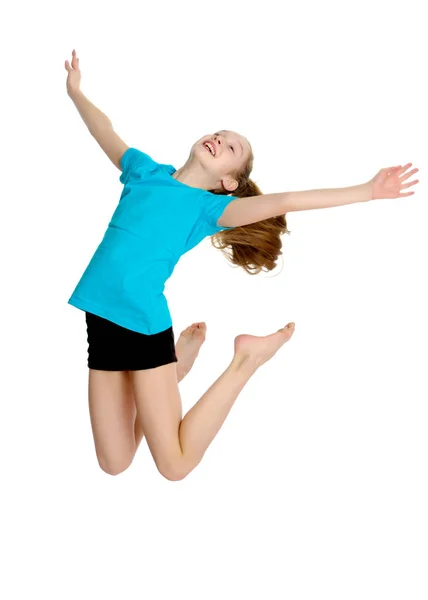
[87,358,178,371]
[68,295,172,335]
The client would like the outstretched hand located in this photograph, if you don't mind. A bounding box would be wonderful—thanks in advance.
[370,164,419,200]
[65,49,81,95]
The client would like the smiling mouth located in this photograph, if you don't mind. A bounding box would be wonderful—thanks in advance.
[203,142,216,157]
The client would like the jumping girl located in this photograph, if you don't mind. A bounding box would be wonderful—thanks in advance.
[65,49,419,480]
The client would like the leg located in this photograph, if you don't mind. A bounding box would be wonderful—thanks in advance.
[88,369,139,475]
[87,366,178,476]
[133,321,207,450]
[88,322,207,477]
[129,323,295,481]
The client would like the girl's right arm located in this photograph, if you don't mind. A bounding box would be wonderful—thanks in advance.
[65,49,128,170]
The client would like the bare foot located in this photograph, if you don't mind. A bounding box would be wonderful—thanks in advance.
[175,322,207,377]
[233,322,296,370]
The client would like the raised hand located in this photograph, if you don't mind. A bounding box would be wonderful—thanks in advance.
[369,164,419,200]
[65,49,81,95]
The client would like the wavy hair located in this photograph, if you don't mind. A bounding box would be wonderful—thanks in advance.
[208,143,291,275]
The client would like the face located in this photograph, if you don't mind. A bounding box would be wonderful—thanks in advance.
[193,130,251,190]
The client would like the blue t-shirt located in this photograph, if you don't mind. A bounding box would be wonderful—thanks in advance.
[67,147,238,335]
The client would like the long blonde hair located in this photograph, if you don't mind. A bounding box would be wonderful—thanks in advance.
[208,144,291,275]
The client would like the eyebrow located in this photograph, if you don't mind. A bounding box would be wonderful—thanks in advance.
[220,130,244,157]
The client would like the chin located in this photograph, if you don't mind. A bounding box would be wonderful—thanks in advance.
[190,145,212,166]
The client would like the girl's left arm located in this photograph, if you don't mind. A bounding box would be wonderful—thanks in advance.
[219,183,370,227]
[218,164,419,228]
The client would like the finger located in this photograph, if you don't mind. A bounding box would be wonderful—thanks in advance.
[398,191,415,197]
[401,179,419,189]
[400,168,419,182]
[397,163,412,176]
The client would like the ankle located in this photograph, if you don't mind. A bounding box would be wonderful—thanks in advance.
[231,352,261,373]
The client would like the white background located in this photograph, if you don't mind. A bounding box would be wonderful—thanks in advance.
[1,0,427,598]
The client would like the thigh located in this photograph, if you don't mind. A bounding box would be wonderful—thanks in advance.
[128,362,184,480]
[88,368,137,474]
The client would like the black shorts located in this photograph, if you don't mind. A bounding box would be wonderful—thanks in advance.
[85,312,178,371]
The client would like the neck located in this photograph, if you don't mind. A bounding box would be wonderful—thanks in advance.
[172,163,218,191]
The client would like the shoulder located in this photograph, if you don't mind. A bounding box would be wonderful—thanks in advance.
[198,191,239,231]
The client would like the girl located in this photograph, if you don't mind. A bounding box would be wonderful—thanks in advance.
[65,49,419,480]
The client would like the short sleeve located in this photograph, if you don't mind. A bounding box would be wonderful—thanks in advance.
[119,147,158,185]
[199,191,239,235]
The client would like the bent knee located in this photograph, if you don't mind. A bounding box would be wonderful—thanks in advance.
[98,455,133,476]
[159,468,186,481]
[156,458,189,481]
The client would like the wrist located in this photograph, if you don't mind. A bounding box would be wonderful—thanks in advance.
[68,88,82,99]
[363,181,374,201]
[366,181,374,202]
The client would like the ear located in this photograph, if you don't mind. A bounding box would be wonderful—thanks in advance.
[221,177,239,193]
